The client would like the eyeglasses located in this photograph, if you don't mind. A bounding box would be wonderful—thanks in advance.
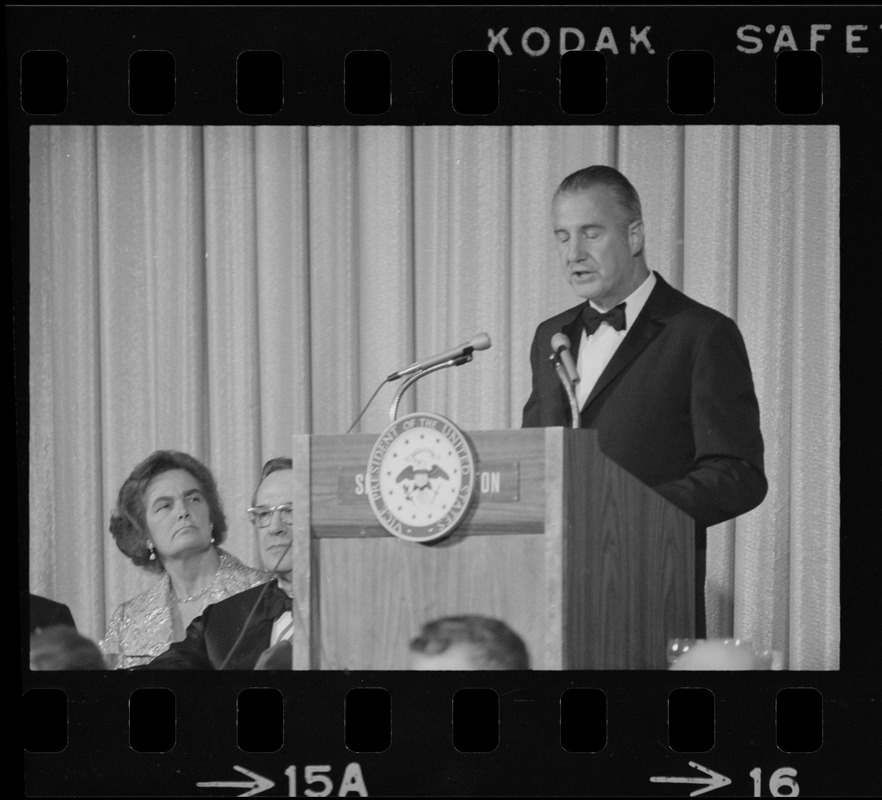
[247,503,294,527]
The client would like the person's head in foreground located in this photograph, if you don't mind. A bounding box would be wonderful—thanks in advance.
[31,625,107,670]
[669,638,759,671]
[409,615,531,670]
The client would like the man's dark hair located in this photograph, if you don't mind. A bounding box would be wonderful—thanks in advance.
[109,450,227,574]
[251,457,294,505]
[555,165,643,225]
[409,615,531,670]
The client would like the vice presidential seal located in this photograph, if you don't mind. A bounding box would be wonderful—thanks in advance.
[366,412,476,543]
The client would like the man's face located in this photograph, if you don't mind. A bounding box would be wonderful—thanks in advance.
[552,185,645,311]
[409,644,480,670]
[253,469,294,576]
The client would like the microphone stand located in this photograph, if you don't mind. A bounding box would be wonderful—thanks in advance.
[550,353,581,430]
[388,354,473,423]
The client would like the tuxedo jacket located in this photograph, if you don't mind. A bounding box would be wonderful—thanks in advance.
[141,581,291,670]
[523,273,767,532]
[30,594,76,633]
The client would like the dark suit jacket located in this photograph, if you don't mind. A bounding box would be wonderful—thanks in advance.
[141,581,290,670]
[523,273,767,530]
[30,594,76,633]
[523,275,767,637]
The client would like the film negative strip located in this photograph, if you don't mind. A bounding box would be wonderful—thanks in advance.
[13,5,881,797]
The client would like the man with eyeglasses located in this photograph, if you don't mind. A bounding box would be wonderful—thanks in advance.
[140,458,297,670]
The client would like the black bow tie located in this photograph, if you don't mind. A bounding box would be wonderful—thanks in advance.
[266,584,293,620]
[582,303,627,336]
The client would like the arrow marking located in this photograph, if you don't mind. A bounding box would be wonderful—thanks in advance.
[197,765,275,797]
[650,761,732,797]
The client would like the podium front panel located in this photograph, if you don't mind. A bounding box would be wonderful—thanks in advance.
[308,431,548,537]
[317,533,549,669]
[292,428,694,670]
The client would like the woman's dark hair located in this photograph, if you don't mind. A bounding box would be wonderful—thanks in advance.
[109,450,228,574]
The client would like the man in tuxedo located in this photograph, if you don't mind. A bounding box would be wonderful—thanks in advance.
[522,166,767,635]
[29,594,76,633]
[143,457,296,670]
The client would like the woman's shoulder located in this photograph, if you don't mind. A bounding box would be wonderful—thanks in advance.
[104,576,173,662]
[110,577,169,622]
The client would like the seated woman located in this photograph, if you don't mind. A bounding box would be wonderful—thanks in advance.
[102,450,269,668]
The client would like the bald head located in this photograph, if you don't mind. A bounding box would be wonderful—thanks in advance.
[670,639,759,671]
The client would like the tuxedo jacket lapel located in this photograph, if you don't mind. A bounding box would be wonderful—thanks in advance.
[210,583,278,668]
[581,275,671,411]
[562,307,586,360]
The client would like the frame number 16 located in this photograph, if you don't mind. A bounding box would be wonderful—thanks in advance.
[750,767,799,797]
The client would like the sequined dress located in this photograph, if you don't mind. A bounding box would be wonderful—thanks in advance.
[102,548,269,669]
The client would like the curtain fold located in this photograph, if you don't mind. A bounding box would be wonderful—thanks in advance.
[30,126,106,637]
[28,124,840,669]
[787,127,840,670]
[683,126,741,639]
[203,126,263,567]
[736,127,799,663]
[618,126,685,288]
[254,126,312,452]
[307,127,360,435]
[355,126,415,433]
[443,127,512,429]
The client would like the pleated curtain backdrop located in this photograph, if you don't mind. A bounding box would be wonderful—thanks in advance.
[28,125,840,669]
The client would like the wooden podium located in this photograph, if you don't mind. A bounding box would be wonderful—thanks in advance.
[290,427,695,670]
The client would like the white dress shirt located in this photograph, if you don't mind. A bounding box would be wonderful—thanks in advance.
[270,611,294,646]
[576,272,657,409]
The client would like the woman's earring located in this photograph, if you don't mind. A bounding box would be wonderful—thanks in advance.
[147,541,156,561]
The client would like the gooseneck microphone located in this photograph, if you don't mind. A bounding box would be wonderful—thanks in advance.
[551,332,580,386]
[347,333,493,432]
[387,333,492,381]
[549,332,581,429]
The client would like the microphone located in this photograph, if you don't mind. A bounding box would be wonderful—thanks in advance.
[387,333,492,381]
[551,333,580,385]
